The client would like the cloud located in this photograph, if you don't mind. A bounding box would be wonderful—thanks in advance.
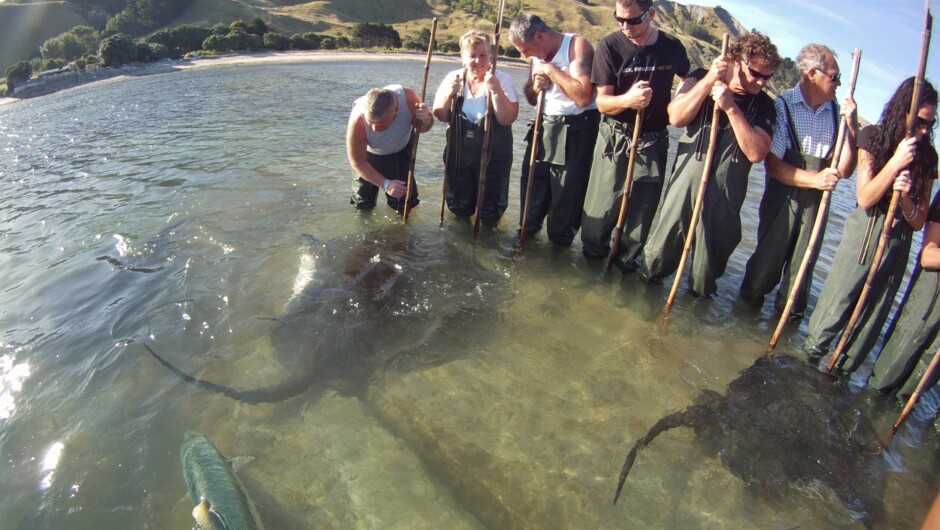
[785,0,859,30]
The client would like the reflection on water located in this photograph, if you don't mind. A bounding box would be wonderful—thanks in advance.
[0,58,936,529]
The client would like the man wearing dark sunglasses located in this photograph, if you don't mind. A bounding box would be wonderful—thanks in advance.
[740,44,858,316]
[580,0,691,272]
[640,31,780,298]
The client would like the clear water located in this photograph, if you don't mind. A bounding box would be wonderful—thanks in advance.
[0,57,936,529]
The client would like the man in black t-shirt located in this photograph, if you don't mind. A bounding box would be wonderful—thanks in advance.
[580,0,690,271]
[639,31,780,298]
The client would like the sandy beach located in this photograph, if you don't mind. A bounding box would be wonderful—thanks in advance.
[0,50,525,106]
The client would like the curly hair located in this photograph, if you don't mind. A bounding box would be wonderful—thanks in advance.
[728,30,782,71]
[868,76,939,207]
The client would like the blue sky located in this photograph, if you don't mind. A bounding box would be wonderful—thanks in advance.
[682,0,940,123]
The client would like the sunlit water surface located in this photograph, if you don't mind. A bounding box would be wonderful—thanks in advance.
[0,57,937,529]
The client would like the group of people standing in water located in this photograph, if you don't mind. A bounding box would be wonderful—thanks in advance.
[345,0,940,418]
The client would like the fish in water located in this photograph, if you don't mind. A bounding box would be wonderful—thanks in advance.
[145,230,506,403]
[613,355,888,525]
[181,431,265,530]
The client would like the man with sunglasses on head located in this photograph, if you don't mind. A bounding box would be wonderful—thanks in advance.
[739,44,858,316]
[639,31,780,298]
[579,0,690,270]
[509,14,599,246]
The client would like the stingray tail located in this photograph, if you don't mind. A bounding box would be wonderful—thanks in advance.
[143,343,309,404]
[144,344,249,400]
[613,406,697,504]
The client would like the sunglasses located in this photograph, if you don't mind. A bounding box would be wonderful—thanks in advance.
[916,116,937,130]
[743,61,773,81]
[815,68,841,83]
[614,9,649,26]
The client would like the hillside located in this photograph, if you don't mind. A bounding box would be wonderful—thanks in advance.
[3,0,798,92]
[0,2,91,71]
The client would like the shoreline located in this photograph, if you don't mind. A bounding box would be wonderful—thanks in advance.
[0,50,526,106]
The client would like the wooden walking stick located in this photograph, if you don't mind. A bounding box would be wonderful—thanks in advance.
[765,48,862,356]
[402,18,437,224]
[472,0,507,237]
[663,33,729,318]
[440,68,466,227]
[886,345,940,444]
[827,3,932,373]
[607,109,644,273]
[519,90,546,249]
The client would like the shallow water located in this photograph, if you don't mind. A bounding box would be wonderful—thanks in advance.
[0,58,937,529]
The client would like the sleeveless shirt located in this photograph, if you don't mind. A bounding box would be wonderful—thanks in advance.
[353,84,413,155]
[533,34,597,116]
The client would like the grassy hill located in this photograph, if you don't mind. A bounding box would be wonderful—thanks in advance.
[0,2,91,72]
[3,0,798,92]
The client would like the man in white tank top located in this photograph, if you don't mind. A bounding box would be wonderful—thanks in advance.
[509,14,600,246]
[346,85,433,211]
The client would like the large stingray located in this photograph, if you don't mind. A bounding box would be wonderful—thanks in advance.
[614,355,889,525]
[144,229,507,403]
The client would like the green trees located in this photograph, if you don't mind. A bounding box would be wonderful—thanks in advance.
[41,26,100,64]
[4,61,33,89]
[145,25,212,58]
[290,33,322,51]
[349,23,401,49]
[263,32,291,51]
[98,33,138,67]
[105,0,197,36]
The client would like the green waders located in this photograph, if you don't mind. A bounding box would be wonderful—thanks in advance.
[640,115,753,297]
[350,133,419,211]
[803,207,912,373]
[580,116,669,269]
[870,267,940,396]
[519,110,599,245]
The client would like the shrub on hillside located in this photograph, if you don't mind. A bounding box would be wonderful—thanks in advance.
[137,42,168,62]
[263,32,290,51]
[98,33,138,67]
[146,25,212,58]
[4,61,33,89]
[349,23,401,49]
[41,26,100,63]
[290,33,322,51]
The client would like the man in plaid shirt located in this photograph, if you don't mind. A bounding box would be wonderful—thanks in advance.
[739,43,858,316]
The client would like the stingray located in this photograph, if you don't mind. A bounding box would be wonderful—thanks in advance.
[613,355,889,525]
[144,230,507,403]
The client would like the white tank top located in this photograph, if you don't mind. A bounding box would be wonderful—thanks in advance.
[533,34,597,116]
[352,84,413,155]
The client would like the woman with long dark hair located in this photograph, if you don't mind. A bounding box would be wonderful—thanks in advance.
[804,76,938,375]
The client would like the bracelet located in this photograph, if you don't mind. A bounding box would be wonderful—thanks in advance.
[903,204,917,220]
[383,179,391,191]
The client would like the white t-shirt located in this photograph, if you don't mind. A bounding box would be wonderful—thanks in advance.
[435,68,518,123]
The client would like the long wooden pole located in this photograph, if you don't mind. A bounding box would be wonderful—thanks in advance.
[472,0,507,237]
[402,18,437,223]
[765,48,862,356]
[827,3,932,373]
[606,109,644,272]
[663,34,729,318]
[440,68,466,227]
[519,90,546,249]
[887,345,940,443]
